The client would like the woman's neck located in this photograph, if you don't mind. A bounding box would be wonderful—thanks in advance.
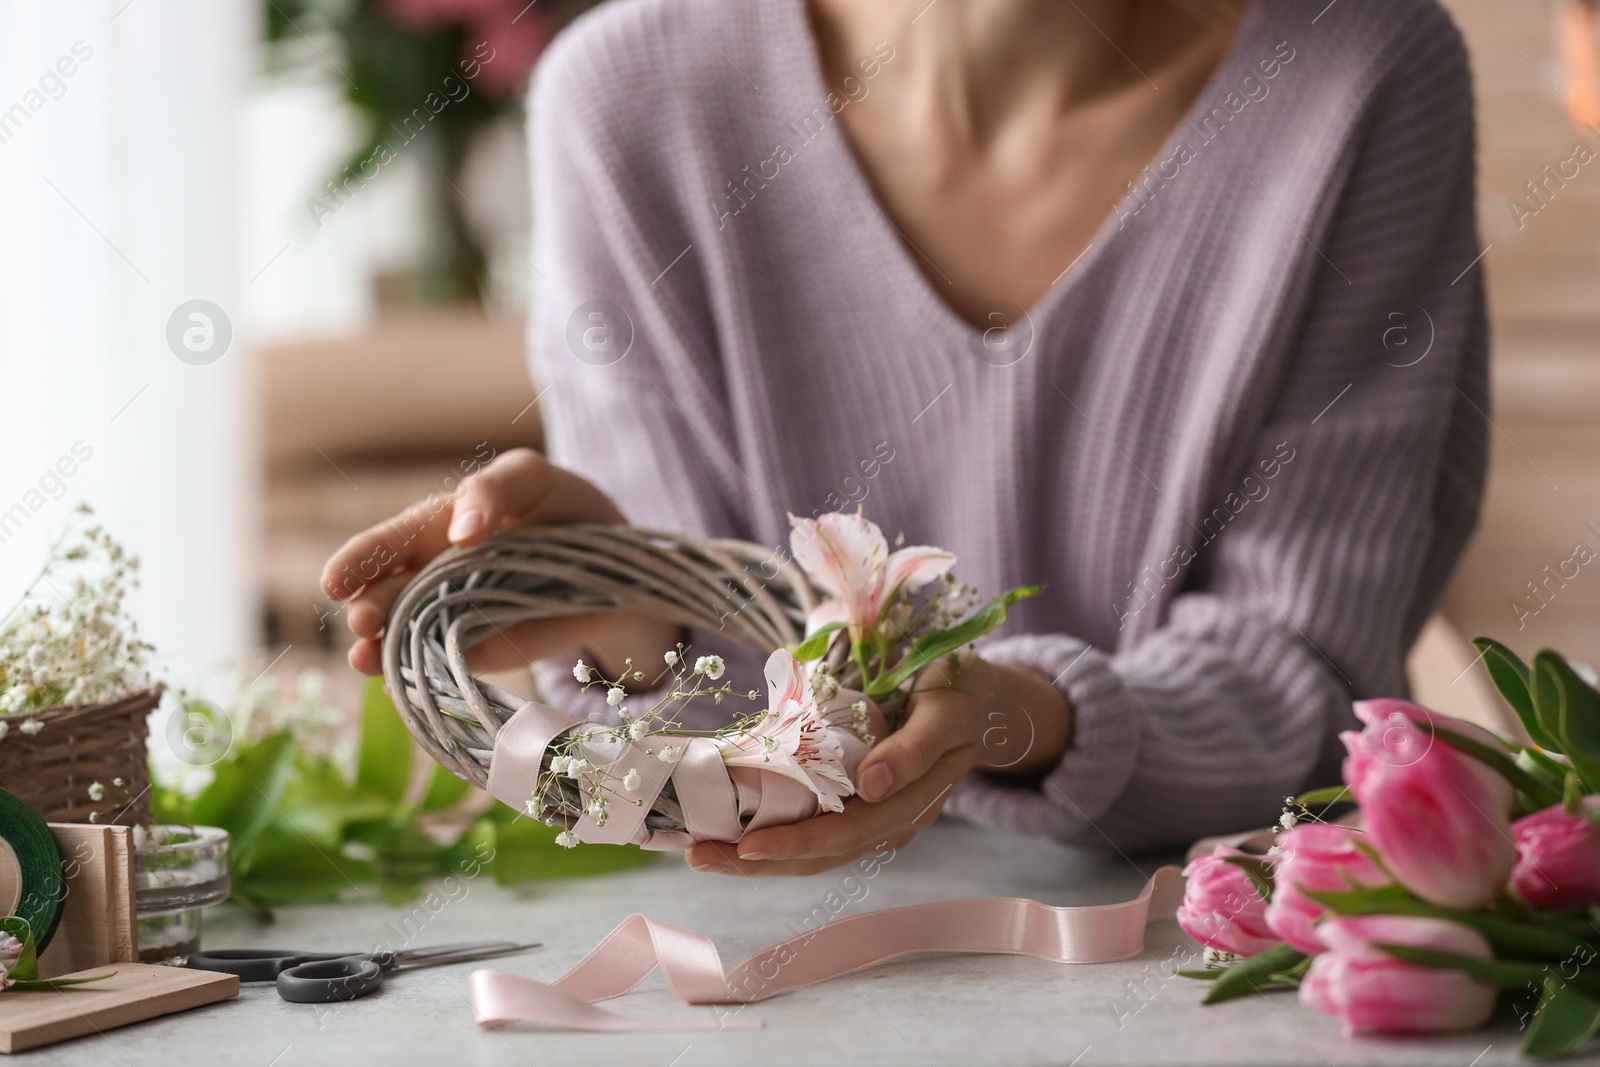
[809,0,1244,146]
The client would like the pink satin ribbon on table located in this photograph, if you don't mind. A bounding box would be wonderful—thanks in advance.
[469,866,1185,1032]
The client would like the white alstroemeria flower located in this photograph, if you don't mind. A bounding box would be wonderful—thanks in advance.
[628,720,647,740]
[622,769,642,793]
[87,782,105,802]
[788,512,955,632]
[657,745,683,764]
[573,660,593,684]
[717,649,854,814]
[606,687,625,708]
[694,655,725,680]
[555,831,579,848]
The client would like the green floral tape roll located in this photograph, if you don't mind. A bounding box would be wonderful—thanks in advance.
[0,790,63,951]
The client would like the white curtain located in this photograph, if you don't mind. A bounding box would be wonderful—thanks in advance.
[0,1,257,695]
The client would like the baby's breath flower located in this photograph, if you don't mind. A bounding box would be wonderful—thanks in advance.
[664,650,679,666]
[566,757,591,776]
[555,831,579,848]
[622,769,642,792]
[628,720,647,741]
[694,655,725,680]
[87,781,105,802]
[573,660,593,684]
[19,719,42,736]
[1279,812,1298,830]
[549,755,571,775]
[657,745,683,764]
[606,687,625,708]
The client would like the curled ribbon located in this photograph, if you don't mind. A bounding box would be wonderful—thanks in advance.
[469,866,1185,1032]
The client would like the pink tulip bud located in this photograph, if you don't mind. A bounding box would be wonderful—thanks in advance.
[1511,799,1600,908]
[1300,916,1498,1035]
[1265,824,1389,955]
[1341,700,1515,910]
[1176,846,1279,957]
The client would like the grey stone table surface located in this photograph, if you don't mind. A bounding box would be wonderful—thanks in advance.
[24,821,1596,1066]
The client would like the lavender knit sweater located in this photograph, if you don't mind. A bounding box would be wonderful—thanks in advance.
[526,0,1488,851]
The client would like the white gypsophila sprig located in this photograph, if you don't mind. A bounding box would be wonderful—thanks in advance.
[0,505,156,718]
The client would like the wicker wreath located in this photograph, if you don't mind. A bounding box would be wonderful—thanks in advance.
[382,524,902,840]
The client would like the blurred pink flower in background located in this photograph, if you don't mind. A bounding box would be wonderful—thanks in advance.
[1265,823,1390,955]
[380,0,554,99]
[1341,699,1515,910]
[1511,799,1600,907]
[1175,846,1279,957]
[1300,916,1498,1035]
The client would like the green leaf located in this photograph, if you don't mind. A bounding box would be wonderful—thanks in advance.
[0,917,39,981]
[790,622,847,662]
[191,733,298,856]
[1539,652,1600,795]
[866,586,1041,697]
[1535,657,1571,762]
[1219,854,1275,903]
[1525,975,1600,1058]
[1307,887,1595,960]
[357,677,413,805]
[1295,785,1352,809]
[1202,943,1307,1004]
[1173,968,1224,981]
[276,758,394,845]
[1473,637,1555,749]
[231,827,375,906]
[1375,944,1564,991]
[487,815,655,884]
[419,764,472,813]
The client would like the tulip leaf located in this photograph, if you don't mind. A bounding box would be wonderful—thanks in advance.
[1534,657,1572,759]
[1294,785,1352,809]
[1220,855,1275,903]
[1201,943,1306,1004]
[865,586,1041,697]
[1374,943,1563,991]
[1172,968,1224,981]
[1307,888,1595,960]
[1525,975,1600,1058]
[1474,637,1555,749]
[0,916,39,982]
[790,622,847,662]
[1539,651,1600,795]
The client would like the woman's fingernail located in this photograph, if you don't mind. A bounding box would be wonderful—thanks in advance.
[859,763,893,802]
[738,851,774,861]
[447,508,483,543]
[691,862,730,874]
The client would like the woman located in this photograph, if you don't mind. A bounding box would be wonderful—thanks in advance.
[324,0,1486,874]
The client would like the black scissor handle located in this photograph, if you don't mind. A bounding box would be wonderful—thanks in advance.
[276,957,385,1003]
[186,949,354,983]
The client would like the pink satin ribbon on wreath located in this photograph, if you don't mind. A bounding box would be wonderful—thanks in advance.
[475,699,1187,1032]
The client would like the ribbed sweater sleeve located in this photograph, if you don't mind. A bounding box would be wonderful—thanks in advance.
[948,16,1488,851]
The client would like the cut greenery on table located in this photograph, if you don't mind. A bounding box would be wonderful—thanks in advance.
[152,678,652,915]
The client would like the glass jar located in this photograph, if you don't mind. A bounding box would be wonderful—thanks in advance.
[134,825,230,964]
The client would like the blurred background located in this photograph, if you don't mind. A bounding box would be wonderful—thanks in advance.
[1,0,1598,755]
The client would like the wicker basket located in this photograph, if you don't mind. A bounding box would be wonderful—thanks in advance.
[0,688,160,825]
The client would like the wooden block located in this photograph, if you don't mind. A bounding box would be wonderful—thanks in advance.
[37,825,137,979]
[0,963,237,1053]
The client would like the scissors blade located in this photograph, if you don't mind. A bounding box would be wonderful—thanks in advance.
[390,941,542,970]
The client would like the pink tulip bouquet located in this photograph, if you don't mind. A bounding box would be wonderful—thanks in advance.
[531,511,1037,841]
[1176,638,1600,1059]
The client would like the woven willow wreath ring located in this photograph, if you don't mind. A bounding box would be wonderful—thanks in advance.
[380,524,827,793]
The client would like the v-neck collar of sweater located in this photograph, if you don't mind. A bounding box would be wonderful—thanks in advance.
[762,0,1272,345]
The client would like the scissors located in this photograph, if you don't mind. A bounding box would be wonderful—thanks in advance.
[187,940,542,1003]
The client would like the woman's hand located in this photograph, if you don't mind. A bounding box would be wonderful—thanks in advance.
[684,654,1074,876]
[320,448,681,677]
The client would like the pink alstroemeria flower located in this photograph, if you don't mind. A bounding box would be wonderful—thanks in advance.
[719,649,855,813]
[789,512,955,633]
